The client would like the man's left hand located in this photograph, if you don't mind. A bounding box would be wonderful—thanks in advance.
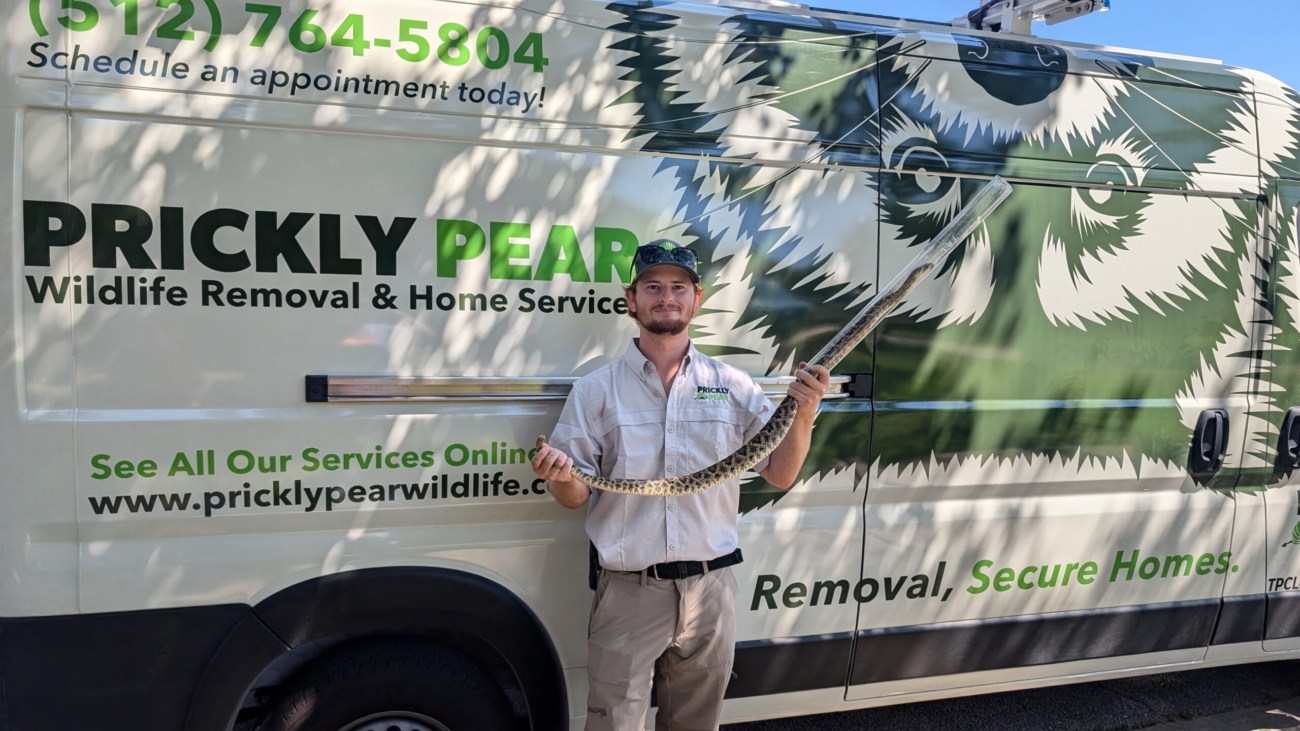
[788,362,830,418]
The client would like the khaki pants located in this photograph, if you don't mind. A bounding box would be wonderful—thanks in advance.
[585,566,737,731]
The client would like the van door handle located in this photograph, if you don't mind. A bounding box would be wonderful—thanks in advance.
[1276,407,1300,474]
[1190,408,1229,477]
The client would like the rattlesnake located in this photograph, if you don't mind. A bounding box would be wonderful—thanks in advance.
[538,177,1013,496]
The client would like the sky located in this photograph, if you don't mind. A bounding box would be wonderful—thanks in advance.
[806,0,1300,91]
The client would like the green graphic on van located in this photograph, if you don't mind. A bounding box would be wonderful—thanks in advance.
[600,3,1300,508]
[1283,522,1300,548]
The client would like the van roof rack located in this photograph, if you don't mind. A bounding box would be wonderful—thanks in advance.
[952,0,1109,35]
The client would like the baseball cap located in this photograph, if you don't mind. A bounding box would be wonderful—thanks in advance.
[630,239,700,284]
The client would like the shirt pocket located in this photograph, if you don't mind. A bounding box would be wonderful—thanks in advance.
[596,409,664,479]
[681,404,750,465]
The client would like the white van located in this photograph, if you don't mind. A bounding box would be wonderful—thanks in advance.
[5,0,1300,728]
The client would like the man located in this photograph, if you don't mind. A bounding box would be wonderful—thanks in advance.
[531,239,830,731]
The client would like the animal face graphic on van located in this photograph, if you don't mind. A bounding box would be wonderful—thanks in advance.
[602,4,1300,512]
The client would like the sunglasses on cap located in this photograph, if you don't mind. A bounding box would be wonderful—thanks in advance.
[631,239,700,283]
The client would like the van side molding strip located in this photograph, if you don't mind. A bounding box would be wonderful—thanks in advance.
[727,598,1226,698]
[305,374,851,403]
[850,598,1221,685]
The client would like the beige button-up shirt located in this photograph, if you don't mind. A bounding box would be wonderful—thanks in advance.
[550,340,776,572]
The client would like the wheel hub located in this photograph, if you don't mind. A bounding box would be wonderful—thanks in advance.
[340,712,450,731]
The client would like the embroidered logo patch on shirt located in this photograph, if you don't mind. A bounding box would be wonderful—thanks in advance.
[695,385,731,402]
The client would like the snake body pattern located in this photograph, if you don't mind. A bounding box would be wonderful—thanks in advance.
[538,177,1013,497]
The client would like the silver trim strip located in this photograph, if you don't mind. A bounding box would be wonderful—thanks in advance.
[756,376,850,400]
[318,375,851,402]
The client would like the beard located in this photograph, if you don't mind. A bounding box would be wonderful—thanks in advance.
[633,307,691,336]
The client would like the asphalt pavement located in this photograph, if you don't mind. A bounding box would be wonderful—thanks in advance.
[725,660,1300,731]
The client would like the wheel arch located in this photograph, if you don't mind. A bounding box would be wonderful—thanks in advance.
[183,566,568,731]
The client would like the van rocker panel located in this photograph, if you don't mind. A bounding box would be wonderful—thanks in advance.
[851,599,1221,685]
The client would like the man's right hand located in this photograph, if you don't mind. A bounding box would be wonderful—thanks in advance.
[532,444,590,509]
[531,443,574,483]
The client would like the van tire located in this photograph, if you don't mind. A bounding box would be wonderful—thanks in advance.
[258,640,517,731]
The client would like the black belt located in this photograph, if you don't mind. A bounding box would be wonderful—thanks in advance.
[637,548,743,581]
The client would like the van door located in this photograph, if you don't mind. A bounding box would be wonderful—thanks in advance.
[1260,181,1300,652]
[848,177,1252,698]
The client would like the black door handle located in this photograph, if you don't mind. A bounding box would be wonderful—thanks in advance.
[1275,406,1300,474]
[1190,408,1229,478]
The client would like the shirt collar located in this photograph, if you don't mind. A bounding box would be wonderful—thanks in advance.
[623,339,697,381]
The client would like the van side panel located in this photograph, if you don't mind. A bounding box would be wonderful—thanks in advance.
[852,29,1263,694]
[854,182,1248,691]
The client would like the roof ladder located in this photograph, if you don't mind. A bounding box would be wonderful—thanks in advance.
[952,0,1110,35]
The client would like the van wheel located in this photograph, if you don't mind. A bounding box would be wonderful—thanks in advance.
[259,640,517,731]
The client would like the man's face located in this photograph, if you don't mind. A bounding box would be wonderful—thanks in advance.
[626,266,703,336]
